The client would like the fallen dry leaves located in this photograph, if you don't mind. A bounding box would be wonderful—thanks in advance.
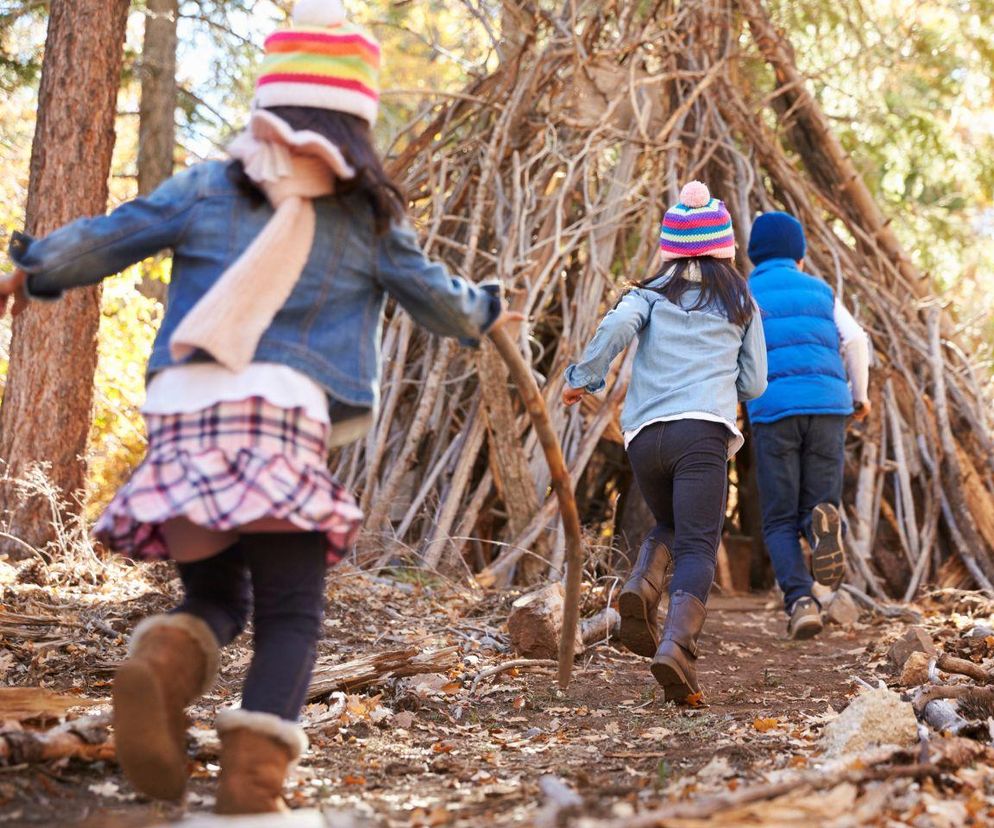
[3,562,994,826]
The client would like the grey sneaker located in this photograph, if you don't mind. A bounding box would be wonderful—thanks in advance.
[811,503,846,589]
[788,597,823,640]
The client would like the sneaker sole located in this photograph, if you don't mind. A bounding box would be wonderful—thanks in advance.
[789,617,823,640]
[811,504,846,589]
[650,656,695,703]
[618,590,659,659]
[113,661,188,801]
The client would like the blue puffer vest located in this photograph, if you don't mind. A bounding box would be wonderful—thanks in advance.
[746,258,852,424]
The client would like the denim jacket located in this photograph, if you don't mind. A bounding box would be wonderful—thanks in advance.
[8,160,500,417]
[565,275,768,434]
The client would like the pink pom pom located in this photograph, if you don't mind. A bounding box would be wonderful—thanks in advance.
[293,0,346,26]
[680,181,711,208]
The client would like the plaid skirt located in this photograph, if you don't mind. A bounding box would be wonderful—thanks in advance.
[93,398,363,564]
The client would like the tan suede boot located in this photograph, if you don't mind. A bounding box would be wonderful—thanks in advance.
[113,613,219,801]
[650,591,707,703]
[618,536,673,658]
[215,710,308,815]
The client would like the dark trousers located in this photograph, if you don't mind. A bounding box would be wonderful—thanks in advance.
[752,415,846,612]
[171,532,327,721]
[627,419,729,604]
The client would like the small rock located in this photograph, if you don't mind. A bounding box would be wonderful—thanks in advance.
[825,590,862,626]
[886,627,937,670]
[392,711,415,730]
[899,650,932,687]
[820,686,919,757]
[966,624,994,639]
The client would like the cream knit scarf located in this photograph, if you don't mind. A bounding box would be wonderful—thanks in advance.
[170,113,352,371]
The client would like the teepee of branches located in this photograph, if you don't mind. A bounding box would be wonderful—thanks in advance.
[332,0,994,601]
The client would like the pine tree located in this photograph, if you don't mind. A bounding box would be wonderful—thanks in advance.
[0,0,130,558]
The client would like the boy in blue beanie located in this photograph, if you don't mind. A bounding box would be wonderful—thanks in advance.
[746,212,870,639]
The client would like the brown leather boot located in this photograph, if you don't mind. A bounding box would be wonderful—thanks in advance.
[618,535,673,658]
[650,591,707,703]
[215,710,308,815]
[113,613,219,801]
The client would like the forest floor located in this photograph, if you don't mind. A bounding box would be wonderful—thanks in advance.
[2,552,993,827]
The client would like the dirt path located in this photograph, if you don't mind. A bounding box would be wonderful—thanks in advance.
[0,563,904,827]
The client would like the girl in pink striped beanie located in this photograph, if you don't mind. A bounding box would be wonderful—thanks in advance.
[658,180,736,261]
[563,181,765,705]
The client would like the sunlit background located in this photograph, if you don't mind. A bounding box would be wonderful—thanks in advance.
[0,0,991,513]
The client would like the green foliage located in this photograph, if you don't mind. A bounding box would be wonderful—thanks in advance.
[765,0,994,347]
[0,1,45,94]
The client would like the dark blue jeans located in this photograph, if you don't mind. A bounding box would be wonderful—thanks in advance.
[752,415,846,612]
[172,532,327,721]
[627,419,729,604]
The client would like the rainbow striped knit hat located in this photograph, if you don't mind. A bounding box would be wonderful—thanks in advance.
[658,181,735,261]
[255,0,380,127]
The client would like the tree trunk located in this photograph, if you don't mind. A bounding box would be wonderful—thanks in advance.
[136,0,178,301]
[137,0,177,195]
[477,341,544,581]
[0,0,129,559]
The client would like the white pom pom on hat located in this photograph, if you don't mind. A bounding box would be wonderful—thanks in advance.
[680,180,711,208]
[293,0,346,26]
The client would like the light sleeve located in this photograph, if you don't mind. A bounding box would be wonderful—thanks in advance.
[564,291,651,392]
[834,299,870,403]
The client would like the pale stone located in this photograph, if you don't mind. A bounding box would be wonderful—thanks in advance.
[825,590,862,626]
[899,650,932,687]
[820,686,920,757]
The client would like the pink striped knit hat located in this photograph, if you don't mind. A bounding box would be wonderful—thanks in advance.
[658,181,736,261]
[255,0,380,127]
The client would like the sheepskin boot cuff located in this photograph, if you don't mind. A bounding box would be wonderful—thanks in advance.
[129,613,220,696]
[215,709,309,760]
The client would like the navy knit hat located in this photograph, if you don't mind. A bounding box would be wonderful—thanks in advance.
[747,211,806,265]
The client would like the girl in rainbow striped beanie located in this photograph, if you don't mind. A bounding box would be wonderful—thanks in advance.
[4,0,515,813]
[563,181,767,705]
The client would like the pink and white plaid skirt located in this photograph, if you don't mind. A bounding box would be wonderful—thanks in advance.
[93,398,363,564]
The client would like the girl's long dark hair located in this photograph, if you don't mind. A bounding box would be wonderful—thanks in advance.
[228,105,406,234]
[637,256,754,326]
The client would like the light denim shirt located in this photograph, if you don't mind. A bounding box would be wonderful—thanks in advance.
[9,160,500,418]
[565,275,767,438]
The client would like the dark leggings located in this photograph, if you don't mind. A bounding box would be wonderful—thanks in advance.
[627,419,729,604]
[171,532,327,721]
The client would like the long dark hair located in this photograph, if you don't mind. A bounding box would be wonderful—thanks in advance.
[637,256,754,326]
[227,106,406,234]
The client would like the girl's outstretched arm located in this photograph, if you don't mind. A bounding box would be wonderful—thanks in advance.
[376,223,501,344]
[6,165,204,301]
[563,291,651,400]
[736,301,768,401]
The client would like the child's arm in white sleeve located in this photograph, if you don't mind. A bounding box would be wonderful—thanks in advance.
[835,299,870,404]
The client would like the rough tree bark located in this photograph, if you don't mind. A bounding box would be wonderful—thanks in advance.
[0,0,130,558]
[138,0,178,195]
[136,0,178,301]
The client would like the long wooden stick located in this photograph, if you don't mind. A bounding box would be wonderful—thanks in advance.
[488,325,584,689]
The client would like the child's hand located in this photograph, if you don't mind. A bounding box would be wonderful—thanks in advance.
[0,269,28,318]
[852,400,872,421]
[562,386,586,407]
